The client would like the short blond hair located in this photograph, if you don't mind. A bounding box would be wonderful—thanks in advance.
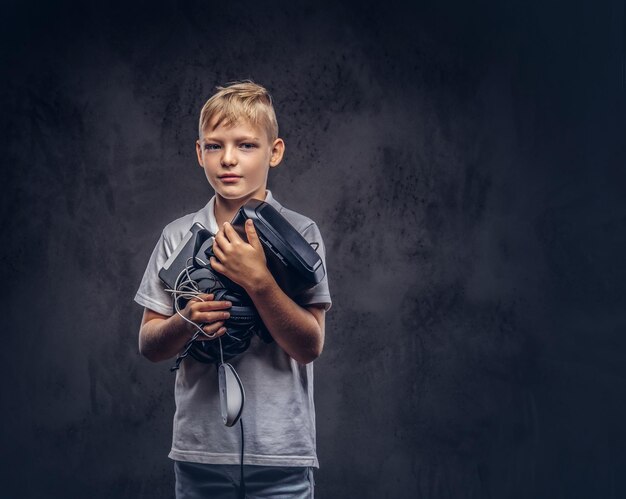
[198,80,279,141]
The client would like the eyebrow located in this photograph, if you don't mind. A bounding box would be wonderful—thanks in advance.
[202,135,261,142]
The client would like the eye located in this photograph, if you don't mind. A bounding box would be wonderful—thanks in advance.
[240,143,257,150]
[204,143,220,151]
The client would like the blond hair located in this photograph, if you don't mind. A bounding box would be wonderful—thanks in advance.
[198,80,279,141]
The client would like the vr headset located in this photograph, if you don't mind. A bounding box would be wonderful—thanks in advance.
[159,199,326,364]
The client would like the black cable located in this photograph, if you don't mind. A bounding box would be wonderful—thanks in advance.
[239,418,245,499]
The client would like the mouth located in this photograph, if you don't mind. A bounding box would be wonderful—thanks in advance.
[218,174,242,184]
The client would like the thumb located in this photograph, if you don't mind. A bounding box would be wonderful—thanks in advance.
[245,219,262,249]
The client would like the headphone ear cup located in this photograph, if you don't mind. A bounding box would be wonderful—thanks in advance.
[186,276,269,363]
[190,332,253,363]
[180,259,273,364]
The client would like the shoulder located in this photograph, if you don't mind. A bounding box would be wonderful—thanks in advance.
[268,198,326,250]
[159,205,210,253]
[276,205,317,234]
[162,211,198,238]
[268,197,317,235]
[275,204,328,258]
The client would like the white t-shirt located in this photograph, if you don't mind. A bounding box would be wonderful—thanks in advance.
[134,191,332,467]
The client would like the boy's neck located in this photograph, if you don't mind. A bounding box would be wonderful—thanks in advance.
[213,191,268,227]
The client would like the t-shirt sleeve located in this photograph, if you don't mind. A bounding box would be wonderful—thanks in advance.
[294,222,332,311]
[134,231,175,316]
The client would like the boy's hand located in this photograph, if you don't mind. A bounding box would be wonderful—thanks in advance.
[180,293,231,340]
[210,220,272,292]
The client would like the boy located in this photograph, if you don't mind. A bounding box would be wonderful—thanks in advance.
[134,81,332,498]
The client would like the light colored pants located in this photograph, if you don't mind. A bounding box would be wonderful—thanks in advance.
[174,461,315,499]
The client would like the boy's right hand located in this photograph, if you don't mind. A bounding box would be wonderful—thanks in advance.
[180,293,232,340]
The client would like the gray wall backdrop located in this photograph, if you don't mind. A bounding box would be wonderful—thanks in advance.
[1,0,625,497]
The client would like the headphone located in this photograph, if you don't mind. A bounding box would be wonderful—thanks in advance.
[168,229,273,368]
[160,199,325,369]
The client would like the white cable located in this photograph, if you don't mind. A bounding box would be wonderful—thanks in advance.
[165,262,218,340]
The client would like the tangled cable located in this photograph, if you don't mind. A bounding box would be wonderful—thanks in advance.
[164,256,271,371]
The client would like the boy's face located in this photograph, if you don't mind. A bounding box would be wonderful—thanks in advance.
[196,119,284,206]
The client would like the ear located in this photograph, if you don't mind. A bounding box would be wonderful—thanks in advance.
[195,140,203,167]
[269,138,285,168]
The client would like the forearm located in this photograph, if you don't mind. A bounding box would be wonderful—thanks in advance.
[210,220,325,364]
[139,311,194,363]
[247,275,324,365]
[139,296,231,363]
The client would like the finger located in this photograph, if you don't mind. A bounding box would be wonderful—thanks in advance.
[245,219,262,250]
[223,222,242,243]
[182,295,206,313]
[214,228,229,248]
[210,256,227,275]
[199,310,230,323]
[191,300,232,314]
[189,293,213,303]
[188,300,230,321]
[198,322,227,340]
[198,327,227,341]
[212,242,227,262]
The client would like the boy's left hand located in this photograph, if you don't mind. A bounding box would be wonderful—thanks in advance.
[210,220,272,292]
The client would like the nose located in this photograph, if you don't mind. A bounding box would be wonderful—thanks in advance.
[221,145,237,167]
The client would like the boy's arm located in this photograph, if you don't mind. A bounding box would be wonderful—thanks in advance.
[138,294,232,362]
[247,286,326,365]
[210,220,326,365]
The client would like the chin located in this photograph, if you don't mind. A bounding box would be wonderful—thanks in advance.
[215,194,258,205]
[216,187,266,201]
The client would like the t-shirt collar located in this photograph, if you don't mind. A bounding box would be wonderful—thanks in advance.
[202,190,281,235]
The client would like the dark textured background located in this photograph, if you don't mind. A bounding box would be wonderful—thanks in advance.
[1,0,625,497]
